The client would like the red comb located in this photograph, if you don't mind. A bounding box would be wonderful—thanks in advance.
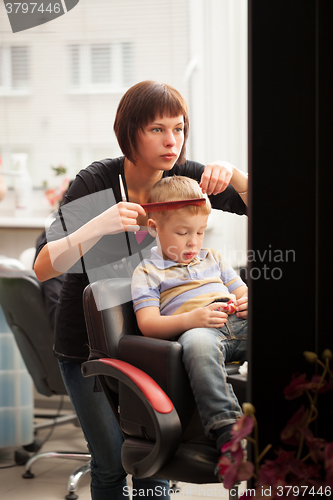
[141,198,206,213]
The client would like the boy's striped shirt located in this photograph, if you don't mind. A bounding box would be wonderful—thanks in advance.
[131,247,245,316]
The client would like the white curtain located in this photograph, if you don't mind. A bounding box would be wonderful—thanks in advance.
[188,0,248,267]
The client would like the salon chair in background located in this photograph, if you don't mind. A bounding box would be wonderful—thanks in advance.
[0,260,91,500]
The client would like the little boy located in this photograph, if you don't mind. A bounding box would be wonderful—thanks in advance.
[131,176,248,451]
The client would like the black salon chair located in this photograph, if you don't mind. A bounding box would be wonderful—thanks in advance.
[82,278,247,495]
[0,262,91,500]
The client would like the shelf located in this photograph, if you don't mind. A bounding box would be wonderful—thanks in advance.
[0,214,53,229]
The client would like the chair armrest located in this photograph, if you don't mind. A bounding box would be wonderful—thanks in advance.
[118,335,189,394]
[81,358,182,478]
[118,335,196,429]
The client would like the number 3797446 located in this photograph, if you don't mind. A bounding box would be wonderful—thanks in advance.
[276,486,331,497]
[5,3,61,14]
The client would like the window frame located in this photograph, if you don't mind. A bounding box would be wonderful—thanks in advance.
[68,42,133,95]
[0,45,30,96]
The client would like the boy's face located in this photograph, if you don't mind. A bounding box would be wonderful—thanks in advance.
[149,210,208,264]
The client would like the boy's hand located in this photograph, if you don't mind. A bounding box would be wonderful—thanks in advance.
[235,294,248,319]
[187,303,228,329]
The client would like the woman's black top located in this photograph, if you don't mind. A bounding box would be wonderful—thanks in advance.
[36,157,247,362]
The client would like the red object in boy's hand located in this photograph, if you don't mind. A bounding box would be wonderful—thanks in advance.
[225,300,236,314]
[218,300,236,315]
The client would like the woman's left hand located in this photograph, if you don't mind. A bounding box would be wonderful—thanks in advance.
[200,161,234,196]
[235,294,248,319]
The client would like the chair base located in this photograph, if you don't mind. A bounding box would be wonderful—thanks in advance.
[66,461,91,500]
[33,411,78,431]
[23,451,91,500]
[122,438,219,484]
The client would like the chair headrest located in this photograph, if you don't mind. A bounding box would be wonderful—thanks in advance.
[0,258,36,278]
[83,278,140,360]
[88,277,132,312]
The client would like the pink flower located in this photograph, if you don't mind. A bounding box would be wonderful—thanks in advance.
[257,448,322,493]
[288,457,321,483]
[283,374,318,400]
[218,447,254,489]
[232,414,255,440]
[217,414,255,488]
[280,406,309,446]
[221,415,254,455]
[301,427,327,463]
[311,374,333,394]
[257,450,293,489]
[45,177,70,207]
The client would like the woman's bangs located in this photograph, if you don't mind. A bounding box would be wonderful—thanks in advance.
[156,90,186,119]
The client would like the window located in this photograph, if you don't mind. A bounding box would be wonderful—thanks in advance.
[91,45,111,84]
[0,46,30,94]
[0,148,32,189]
[70,144,122,180]
[68,43,133,93]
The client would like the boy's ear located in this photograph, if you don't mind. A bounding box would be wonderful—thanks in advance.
[147,218,157,238]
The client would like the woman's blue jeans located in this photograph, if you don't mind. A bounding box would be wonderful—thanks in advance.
[177,314,247,446]
[59,360,170,500]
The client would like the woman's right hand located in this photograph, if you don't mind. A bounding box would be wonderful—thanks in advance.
[34,201,146,282]
[94,201,146,237]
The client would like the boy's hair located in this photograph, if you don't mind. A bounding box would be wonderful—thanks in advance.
[114,80,189,165]
[148,176,211,221]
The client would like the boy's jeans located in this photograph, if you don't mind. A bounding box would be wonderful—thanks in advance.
[178,314,247,445]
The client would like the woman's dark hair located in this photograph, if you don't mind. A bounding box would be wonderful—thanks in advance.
[113,80,189,165]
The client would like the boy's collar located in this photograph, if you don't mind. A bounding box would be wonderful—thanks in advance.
[150,247,209,269]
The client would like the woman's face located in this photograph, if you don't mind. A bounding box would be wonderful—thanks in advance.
[135,115,184,171]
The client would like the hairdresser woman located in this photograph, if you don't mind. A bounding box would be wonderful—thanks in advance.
[34,81,248,500]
